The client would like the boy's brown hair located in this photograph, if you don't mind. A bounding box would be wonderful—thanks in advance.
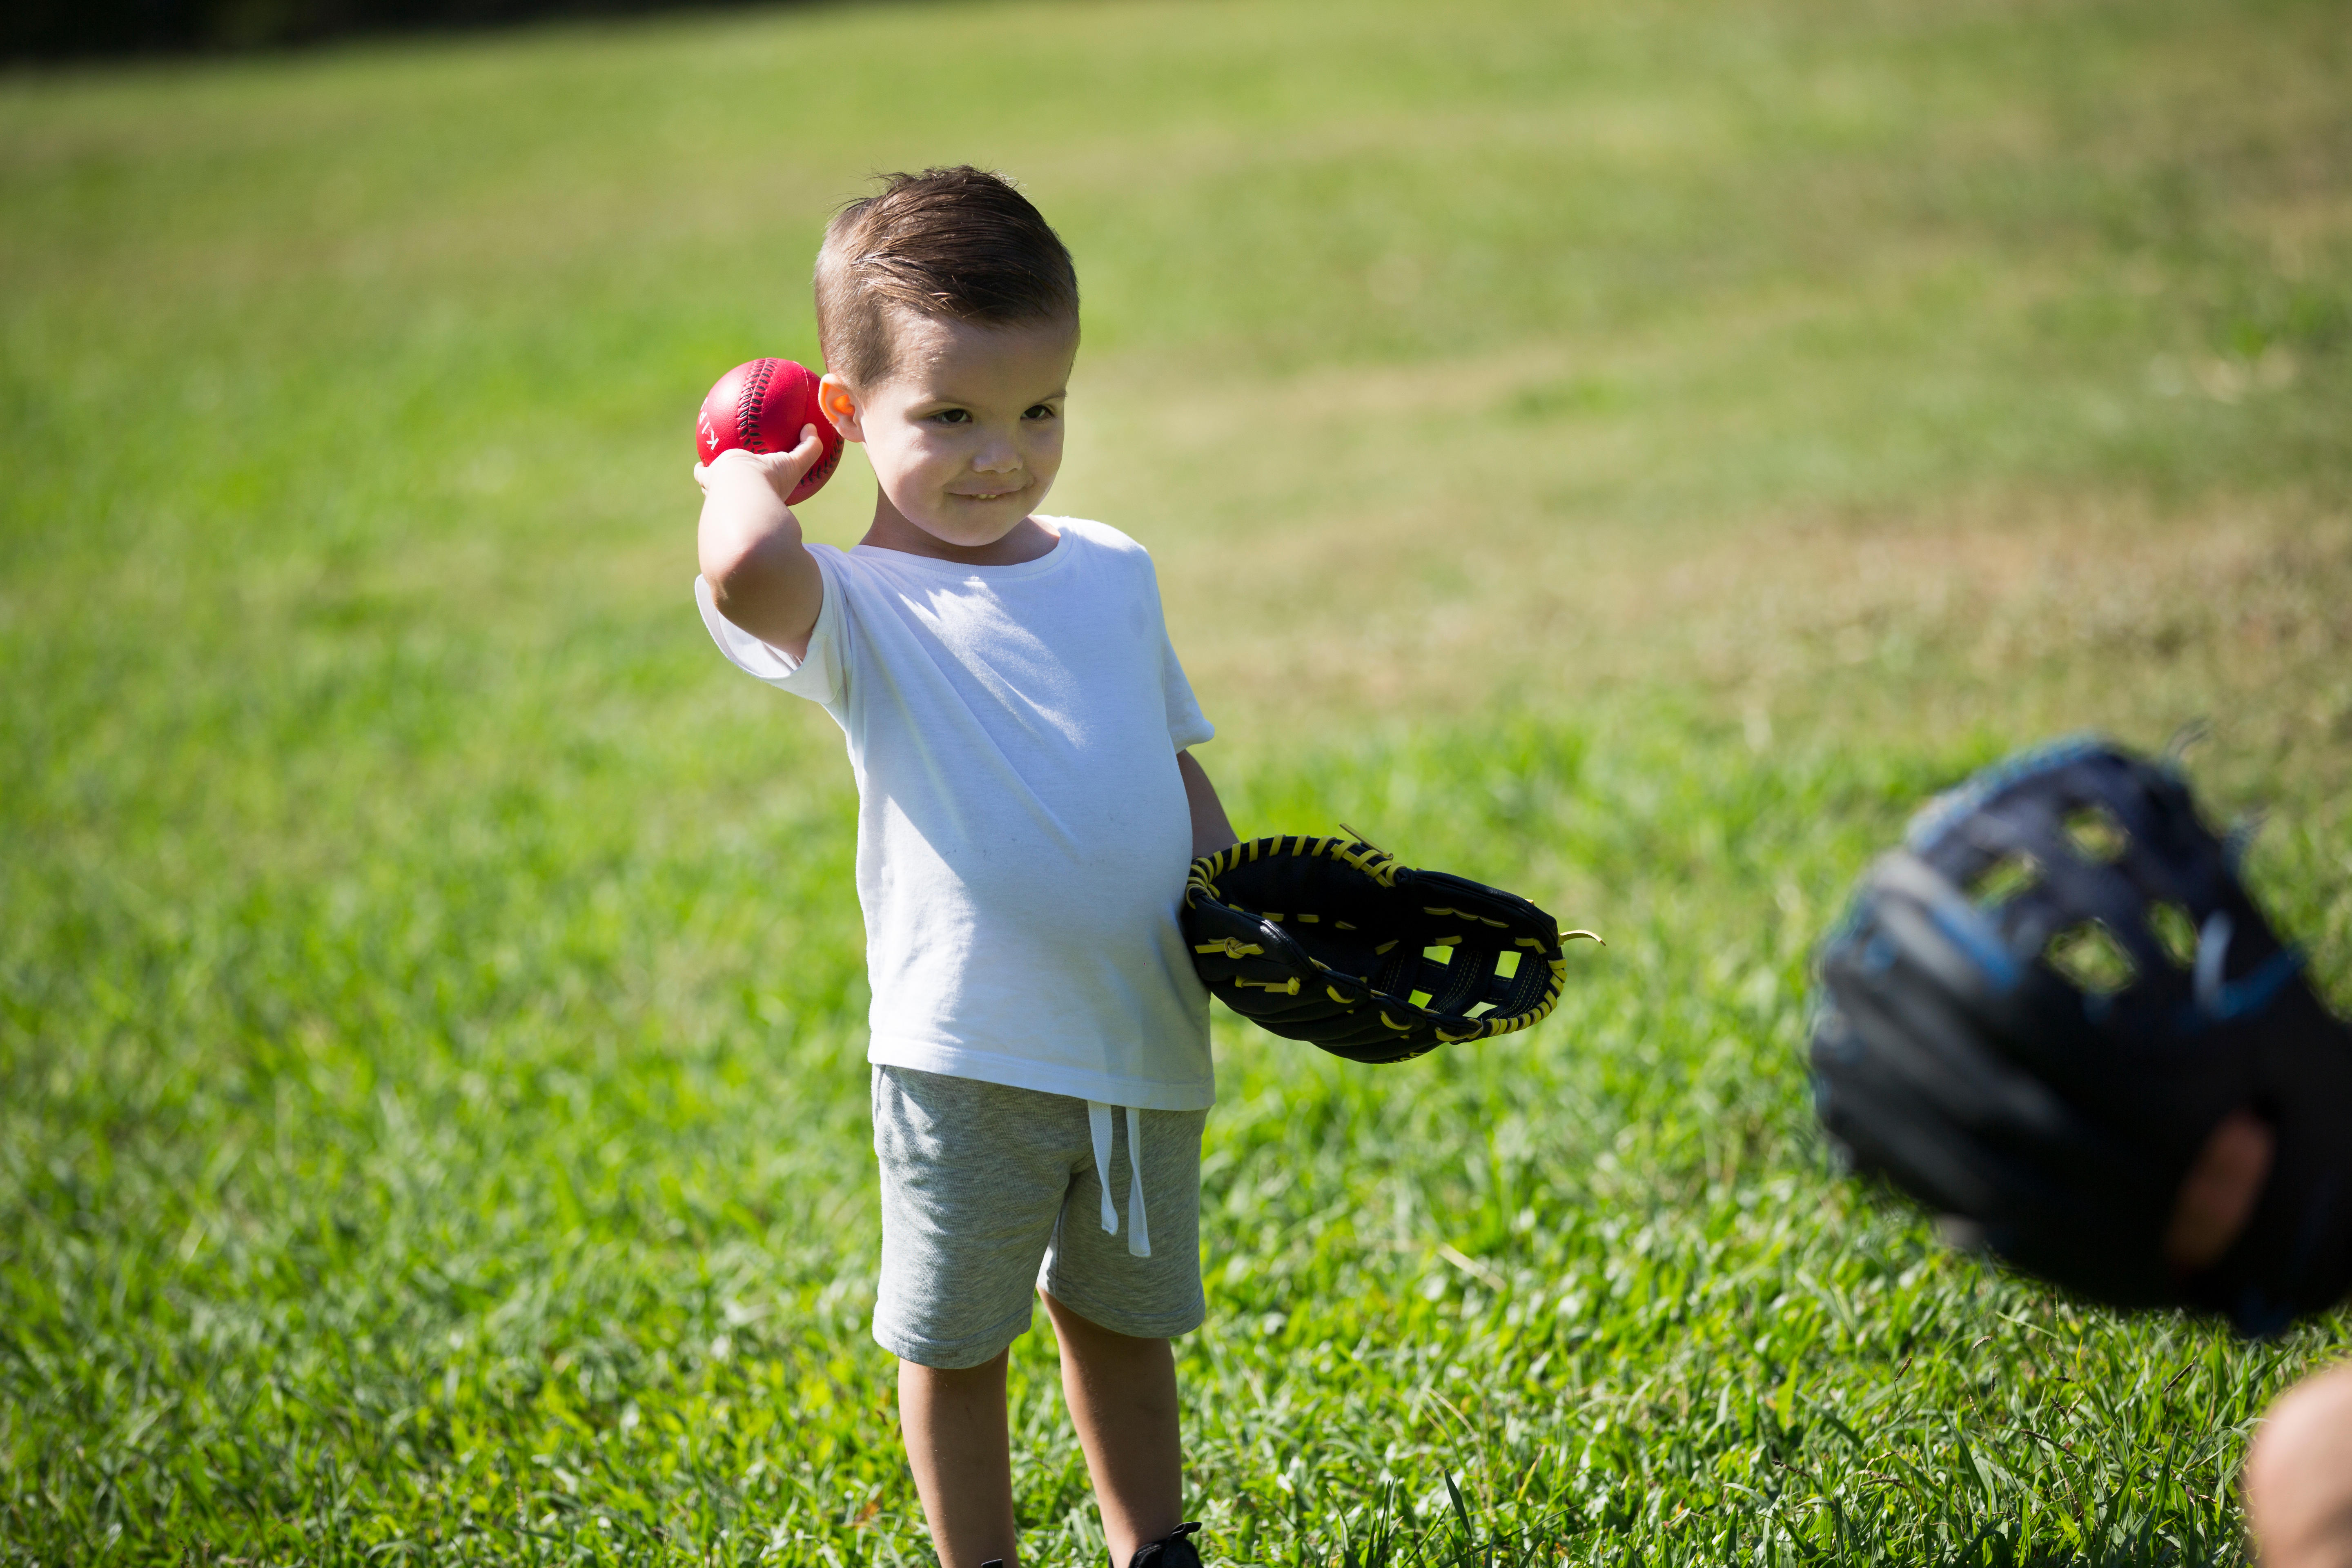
[814,166,1080,390]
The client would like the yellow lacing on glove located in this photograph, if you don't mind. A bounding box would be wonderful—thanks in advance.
[1185,826,1602,1047]
[1185,828,1399,908]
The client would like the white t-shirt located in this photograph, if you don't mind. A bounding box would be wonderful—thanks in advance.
[695,518,1216,1111]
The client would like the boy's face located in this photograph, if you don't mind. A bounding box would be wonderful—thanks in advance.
[822,312,1078,555]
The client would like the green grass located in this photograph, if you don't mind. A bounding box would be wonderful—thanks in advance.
[4,0,2352,1562]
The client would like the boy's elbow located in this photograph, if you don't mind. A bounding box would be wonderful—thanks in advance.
[700,536,788,620]
[700,550,742,606]
[702,553,779,636]
[700,503,808,597]
[700,528,820,652]
[698,523,757,596]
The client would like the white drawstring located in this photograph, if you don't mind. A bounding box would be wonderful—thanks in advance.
[1124,1105,1151,1257]
[1087,1102,1117,1235]
[1085,1101,1152,1258]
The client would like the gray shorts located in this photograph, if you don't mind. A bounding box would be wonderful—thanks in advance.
[871,1065,1209,1370]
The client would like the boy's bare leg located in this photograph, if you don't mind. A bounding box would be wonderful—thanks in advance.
[2245,1360,2352,1568]
[900,1350,1021,1568]
[1040,1290,1183,1565]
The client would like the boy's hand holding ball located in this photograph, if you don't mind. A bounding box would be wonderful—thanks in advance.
[693,357,843,504]
[693,357,840,658]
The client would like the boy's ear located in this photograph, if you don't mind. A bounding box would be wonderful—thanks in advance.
[817,374,864,443]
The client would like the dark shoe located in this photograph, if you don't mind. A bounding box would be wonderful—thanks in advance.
[1128,1522,1203,1568]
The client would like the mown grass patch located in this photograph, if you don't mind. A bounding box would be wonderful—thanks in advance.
[7,709,2343,1564]
[4,0,2351,1562]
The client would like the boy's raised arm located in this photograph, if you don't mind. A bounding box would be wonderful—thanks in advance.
[696,426,830,659]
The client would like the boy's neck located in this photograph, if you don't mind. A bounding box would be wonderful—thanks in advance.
[859,495,1060,567]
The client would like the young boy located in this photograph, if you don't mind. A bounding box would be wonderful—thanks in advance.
[691,167,1233,1568]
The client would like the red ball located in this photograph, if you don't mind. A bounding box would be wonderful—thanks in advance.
[695,357,844,506]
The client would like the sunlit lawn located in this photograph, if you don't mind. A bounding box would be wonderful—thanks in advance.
[4,0,2351,1561]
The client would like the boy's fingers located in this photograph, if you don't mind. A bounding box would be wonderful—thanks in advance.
[754,425,826,493]
[782,423,824,475]
[702,447,775,486]
[703,438,819,499]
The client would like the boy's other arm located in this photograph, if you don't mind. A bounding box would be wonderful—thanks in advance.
[1177,750,1237,860]
[695,428,829,659]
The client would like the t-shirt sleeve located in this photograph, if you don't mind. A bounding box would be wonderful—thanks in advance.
[1162,628,1214,751]
[693,550,847,707]
[1154,584,1214,751]
[1120,532,1214,752]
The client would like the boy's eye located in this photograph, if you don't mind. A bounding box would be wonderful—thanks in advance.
[1023,404,1059,421]
[932,408,972,425]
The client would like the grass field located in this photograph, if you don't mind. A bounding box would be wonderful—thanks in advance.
[5,0,2352,1561]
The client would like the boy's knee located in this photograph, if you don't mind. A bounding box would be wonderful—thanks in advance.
[2247,1361,2352,1568]
[898,1347,1010,1397]
[1041,1289,1169,1352]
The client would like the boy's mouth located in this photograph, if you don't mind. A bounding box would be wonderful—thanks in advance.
[952,484,1025,502]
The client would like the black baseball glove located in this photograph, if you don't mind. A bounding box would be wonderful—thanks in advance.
[1183,830,1600,1065]
[1810,737,2352,1334]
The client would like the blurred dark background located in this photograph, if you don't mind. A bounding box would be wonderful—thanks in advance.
[4,0,794,60]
